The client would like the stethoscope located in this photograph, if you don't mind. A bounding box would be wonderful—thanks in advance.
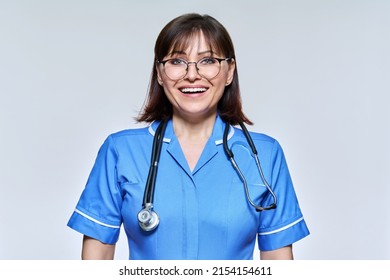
[137,119,277,232]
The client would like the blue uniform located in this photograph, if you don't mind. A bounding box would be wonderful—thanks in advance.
[67,115,309,259]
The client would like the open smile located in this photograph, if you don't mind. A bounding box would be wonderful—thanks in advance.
[179,87,208,94]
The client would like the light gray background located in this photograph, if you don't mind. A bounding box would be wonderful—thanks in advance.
[0,0,389,260]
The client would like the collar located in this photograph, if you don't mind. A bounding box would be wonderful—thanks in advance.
[148,115,235,145]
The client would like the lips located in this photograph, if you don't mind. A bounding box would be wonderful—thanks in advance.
[179,87,208,94]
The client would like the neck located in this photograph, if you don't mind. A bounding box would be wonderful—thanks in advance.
[172,112,217,141]
[171,112,217,171]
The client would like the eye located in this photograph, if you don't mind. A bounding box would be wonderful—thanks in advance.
[167,58,187,66]
[199,57,218,65]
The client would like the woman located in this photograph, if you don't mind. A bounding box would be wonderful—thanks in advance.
[68,13,309,260]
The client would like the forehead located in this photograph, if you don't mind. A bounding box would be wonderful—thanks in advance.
[167,31,222,56]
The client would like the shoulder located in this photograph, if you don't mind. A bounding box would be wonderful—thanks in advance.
[231,126,285,157]
[232,126,278,145]
[109,125,151,140]
[99,125,152,151]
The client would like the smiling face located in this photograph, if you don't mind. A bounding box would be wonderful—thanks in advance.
[156,32,235,122]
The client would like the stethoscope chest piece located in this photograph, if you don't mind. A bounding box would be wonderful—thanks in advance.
[138,204,160,231]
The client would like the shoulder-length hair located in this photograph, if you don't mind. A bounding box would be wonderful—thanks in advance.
[136,13,252,125]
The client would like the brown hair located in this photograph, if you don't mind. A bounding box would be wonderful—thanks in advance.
[136,13,252,125]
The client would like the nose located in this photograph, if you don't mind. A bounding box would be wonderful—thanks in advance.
[185,62,201,81]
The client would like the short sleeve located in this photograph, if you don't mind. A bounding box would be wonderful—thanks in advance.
[67,135,123,244]
[257,140,309,251]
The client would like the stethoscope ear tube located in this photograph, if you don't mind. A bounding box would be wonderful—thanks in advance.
[145,119,168,204]
[223,122,277,212]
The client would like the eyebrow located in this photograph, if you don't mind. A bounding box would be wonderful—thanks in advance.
[170,50,214,56]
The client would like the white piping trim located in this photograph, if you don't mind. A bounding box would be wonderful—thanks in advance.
[148,121,233,145]
[74,209,120,229]
[215,124,235,145]
[259,217,304,236]
[148,122,171,143]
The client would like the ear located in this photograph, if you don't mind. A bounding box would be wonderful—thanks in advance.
[226,58,236,86]
[156,65,164,86]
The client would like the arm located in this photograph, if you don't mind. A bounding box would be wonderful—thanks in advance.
[260,245,293,260]
[81,235,116,260]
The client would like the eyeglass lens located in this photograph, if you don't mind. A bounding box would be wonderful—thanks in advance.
[163,58,223,80]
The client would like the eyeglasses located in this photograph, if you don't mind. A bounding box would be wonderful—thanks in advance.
[157,57,232,81]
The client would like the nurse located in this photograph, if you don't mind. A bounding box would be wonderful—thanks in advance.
[67,13,309,260]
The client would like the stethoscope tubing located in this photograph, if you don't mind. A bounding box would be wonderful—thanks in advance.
[223,122,277,211]
[143,119,168,206]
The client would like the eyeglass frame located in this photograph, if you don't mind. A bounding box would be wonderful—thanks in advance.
[157,57,233,81]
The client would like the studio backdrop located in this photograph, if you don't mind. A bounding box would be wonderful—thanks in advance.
[0,0,389,259]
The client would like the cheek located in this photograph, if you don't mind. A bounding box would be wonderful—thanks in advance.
[219,67,231,83]
[162,80,179,94]
[162,84,180,105]
[213,72,229,90]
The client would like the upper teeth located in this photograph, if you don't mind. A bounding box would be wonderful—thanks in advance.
[181,88,207,93]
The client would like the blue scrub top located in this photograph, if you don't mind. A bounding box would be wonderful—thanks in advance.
[68,115,309,259]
